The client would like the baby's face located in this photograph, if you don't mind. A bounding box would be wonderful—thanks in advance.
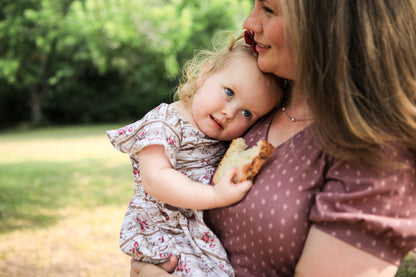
[191,56,280,141]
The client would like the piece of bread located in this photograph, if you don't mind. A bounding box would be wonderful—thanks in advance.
[213,138,275,184]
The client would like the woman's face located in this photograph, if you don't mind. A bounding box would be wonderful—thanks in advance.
[243,0,295,80]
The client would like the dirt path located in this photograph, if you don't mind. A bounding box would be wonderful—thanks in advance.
[0,207,130,277]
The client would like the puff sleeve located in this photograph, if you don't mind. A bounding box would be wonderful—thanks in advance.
[310,148,416,265]
[106,104,182,167]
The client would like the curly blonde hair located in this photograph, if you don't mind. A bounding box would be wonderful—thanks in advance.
[174,33,260,106]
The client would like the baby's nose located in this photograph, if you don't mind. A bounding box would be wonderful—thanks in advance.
[223,104,238,120]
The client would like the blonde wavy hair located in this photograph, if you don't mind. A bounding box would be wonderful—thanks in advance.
[175,32,261,106]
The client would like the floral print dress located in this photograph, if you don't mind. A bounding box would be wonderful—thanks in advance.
[107,103,234,276]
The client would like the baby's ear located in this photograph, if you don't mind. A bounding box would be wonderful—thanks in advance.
[197,61,213,87]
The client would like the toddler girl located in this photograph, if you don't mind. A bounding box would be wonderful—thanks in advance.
[107,34,282,276]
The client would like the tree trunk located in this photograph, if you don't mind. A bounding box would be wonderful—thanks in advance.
[28,38,58,125]
[29,86,43,125]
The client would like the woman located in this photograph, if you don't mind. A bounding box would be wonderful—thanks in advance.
[131,0,416,276]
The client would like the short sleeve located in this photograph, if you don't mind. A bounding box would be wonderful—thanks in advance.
[310,150,416,265]
[106,104,181,167]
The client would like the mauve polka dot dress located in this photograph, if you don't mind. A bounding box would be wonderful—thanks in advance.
[205,112,416,277]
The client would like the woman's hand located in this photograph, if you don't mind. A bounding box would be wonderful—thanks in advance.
[130,256,179,277]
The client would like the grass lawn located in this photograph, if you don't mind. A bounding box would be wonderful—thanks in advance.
[0,124,133,276]
[0,125,415,276]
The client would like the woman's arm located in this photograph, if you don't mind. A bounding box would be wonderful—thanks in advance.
[130,258,179,277]
[295,226,398,277]
[138,145,252,210]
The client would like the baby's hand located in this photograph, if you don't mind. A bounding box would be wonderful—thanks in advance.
[213,167,253,207]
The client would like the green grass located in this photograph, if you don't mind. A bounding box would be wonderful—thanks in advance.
[0,125,415,276]
[0,124,132,233]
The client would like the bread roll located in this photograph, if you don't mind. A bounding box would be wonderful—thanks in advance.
[213,138,275,184]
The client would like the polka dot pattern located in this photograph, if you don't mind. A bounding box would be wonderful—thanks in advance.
[311,146,416,266]
[205,113,416,276]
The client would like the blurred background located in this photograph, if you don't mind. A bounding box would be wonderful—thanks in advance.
[0,0,415,276]
[0,0,251,129]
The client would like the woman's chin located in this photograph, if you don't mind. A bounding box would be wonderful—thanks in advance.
[257,60,273,74]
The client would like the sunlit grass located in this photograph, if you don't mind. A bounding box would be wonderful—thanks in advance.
[0,124,124,164]
[0,124,132,233]
[0,125,134,276]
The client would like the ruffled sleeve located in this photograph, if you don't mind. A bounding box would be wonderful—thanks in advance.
[310,148,416,265]
[106,103,181,167]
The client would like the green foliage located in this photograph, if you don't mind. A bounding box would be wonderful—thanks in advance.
[396,252,416,277]
[0,0,252,128]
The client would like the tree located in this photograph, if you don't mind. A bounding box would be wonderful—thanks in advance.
[0,0,76,125]
[0,0,252,127]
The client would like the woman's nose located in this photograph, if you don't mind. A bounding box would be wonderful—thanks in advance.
[243,7,261,32]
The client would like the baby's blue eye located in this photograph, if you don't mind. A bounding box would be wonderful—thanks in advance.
[242,110,252,118]
[225,88,234,97]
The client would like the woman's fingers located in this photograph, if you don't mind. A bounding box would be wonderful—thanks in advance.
[130,255,179,276]
[130,258,141,276]
[157,255,179,273]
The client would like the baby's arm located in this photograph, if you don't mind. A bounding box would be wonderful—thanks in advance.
[139,145,252,210]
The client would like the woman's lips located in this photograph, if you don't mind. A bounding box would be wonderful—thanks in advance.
[256,43,270,53]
